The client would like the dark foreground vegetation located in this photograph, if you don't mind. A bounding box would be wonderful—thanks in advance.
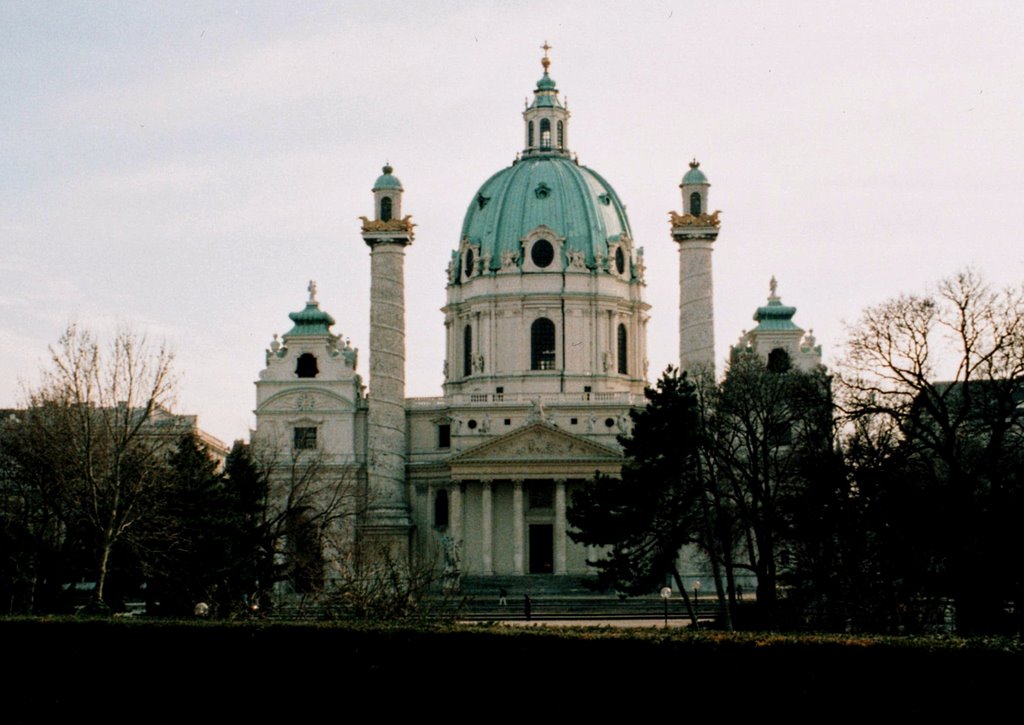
[4,617,1022,717]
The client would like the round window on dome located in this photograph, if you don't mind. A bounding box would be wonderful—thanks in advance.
[615,247,625,275]
[465,249,475,276]
[531,240,554,268]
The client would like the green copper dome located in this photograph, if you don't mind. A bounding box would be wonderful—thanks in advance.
[681,159,708,186]
[459,155,632,273]
[373,164,402,191]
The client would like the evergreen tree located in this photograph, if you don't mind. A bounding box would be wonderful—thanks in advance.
[148,432,228,614]
[222,440,271,612]
[567,367,704,626]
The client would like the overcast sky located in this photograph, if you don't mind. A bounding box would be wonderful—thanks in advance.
[3,1,1023,444]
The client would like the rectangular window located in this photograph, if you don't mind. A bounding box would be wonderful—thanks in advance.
[438,423,451,449]
[294,427,317,450]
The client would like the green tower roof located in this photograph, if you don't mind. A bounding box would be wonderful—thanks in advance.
[284,283,336,337]
[752,279,802,332]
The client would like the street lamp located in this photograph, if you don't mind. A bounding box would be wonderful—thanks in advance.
[660,586,672,628]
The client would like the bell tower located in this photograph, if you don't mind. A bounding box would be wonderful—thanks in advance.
[360,164,415,552]
[671,159,721,378]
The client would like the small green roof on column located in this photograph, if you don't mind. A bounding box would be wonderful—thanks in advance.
[681,159,709,186]
[373,164,403,191]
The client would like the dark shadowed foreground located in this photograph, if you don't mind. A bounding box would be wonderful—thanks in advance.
[4,618,1019,718]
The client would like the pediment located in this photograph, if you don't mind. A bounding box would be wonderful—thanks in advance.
[258,388,354,414]
[450,423,621,465]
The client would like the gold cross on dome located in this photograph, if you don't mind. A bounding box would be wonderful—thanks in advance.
[541,40,552,71]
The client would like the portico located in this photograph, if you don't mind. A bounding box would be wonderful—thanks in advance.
[417,422,621,576]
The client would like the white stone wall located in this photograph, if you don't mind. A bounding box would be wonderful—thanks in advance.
[254,334,363,464]
[443,258,649,397]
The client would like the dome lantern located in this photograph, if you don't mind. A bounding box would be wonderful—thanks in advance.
[522,41,570,157]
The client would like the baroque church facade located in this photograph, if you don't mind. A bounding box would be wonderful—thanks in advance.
[253,50,820,583]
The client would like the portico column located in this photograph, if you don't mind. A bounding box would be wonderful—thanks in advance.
[450,482,463,544]
[554,478,567,574]
[512,480,524,574]
[481,479,493,575]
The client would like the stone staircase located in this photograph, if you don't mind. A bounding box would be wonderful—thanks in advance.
[267,574,723,622]
[434,574,719,621]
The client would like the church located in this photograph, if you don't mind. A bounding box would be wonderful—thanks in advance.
[252,49,821,585]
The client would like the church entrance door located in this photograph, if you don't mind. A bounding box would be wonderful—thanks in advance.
[529,524,553,574]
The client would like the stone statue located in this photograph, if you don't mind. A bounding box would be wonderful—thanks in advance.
[526,397,546,424]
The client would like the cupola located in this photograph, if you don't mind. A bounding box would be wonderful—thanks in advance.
[680,159,710,217]
[522,42,570,157]
[372,163,403,222]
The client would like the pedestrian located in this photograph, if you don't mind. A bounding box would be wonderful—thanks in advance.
[524,593,532,621]
[499,587,508,606]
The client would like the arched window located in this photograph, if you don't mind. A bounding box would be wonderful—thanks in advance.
[528,121,534,147]
[296,353,319,378]
[540,119,551,150]
[557,120,564,149]
[463,325,473,377]
[767,347,792,373]
[617,324,628,375]
[380,196,392,221]
[531,318,556,370]
[690,191,702,216]
[434,489,449,528]
[614,246,625,275]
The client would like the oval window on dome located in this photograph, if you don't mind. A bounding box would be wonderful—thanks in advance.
[465,249,475,276]
[531,240,554,268]
[615,247,625,275]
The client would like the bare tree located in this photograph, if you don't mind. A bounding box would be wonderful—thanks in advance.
[701,353,834,624]
[838,269,1024,630]
[250,441,454,620]
[22,325,176,606]
[248,441,367,610]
